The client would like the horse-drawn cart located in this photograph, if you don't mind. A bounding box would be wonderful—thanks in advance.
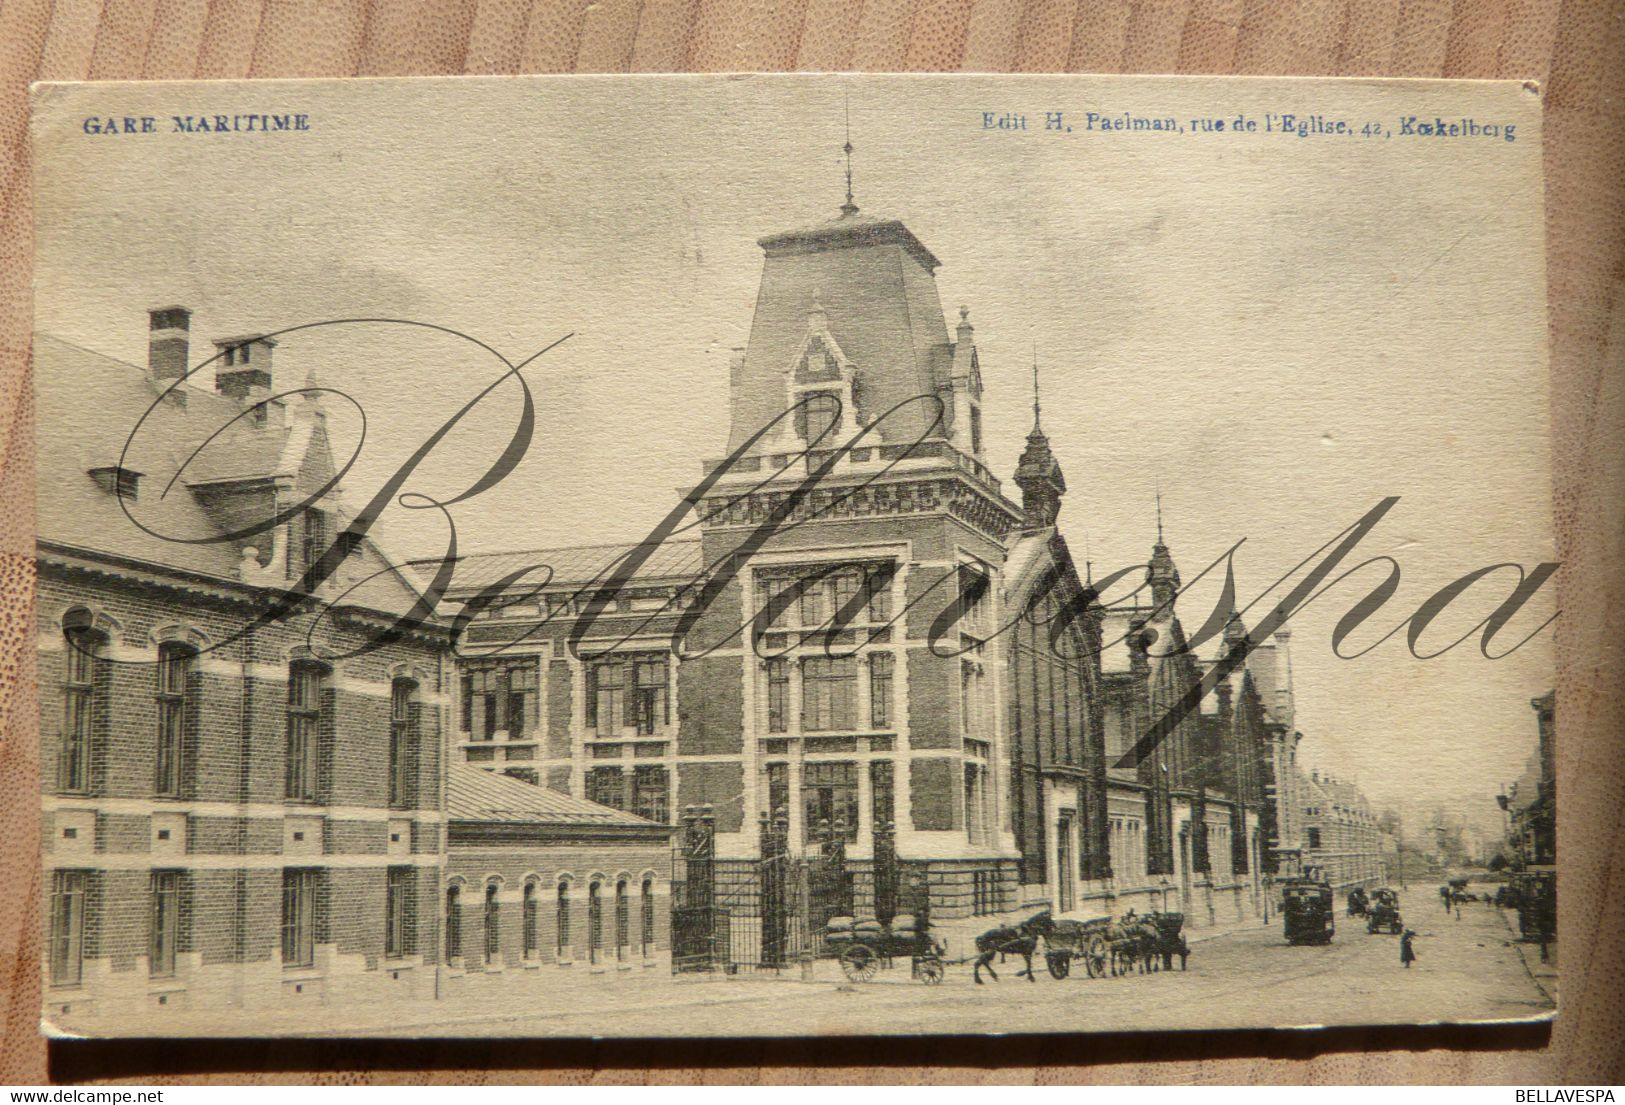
[1146,911,1190,970]
[1033,914,1111,979]
[1366,887,1403,935]
[824,913,947,984]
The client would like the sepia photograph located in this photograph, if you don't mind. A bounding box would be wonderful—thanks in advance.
[27,73,1556,1041]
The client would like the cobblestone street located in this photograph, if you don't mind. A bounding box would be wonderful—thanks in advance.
[294,890,1549,1039]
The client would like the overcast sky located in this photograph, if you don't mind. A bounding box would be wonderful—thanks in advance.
[33,75,1553,839]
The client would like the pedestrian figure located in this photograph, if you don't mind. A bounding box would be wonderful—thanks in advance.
[1400,929,1418,968]
[1440,886,1451,913]
[1455,903,1461,921]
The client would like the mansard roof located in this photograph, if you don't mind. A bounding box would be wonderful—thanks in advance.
[757,210,942,271]
[728,206,958,454]
[447,764,660,827]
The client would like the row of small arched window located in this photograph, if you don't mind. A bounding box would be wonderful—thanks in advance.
[444,877,656,965]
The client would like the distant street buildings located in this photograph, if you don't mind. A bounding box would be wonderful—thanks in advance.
[1498,692,1556,943]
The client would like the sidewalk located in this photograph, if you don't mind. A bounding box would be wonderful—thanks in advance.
[1496,907,1558,1003]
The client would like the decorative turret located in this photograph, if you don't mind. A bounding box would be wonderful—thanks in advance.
[1147,494,1180,607]
[1012,355,1065,529]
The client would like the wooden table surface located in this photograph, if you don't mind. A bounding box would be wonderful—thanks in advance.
[0,0,1619,1086]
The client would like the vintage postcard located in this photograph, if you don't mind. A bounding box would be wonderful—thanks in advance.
[27,74,1555,1038]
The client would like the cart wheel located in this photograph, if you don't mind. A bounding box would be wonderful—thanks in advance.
[840,944,879,983]
[915,958,945,985]
[1085,935,1108,979]
[1046,952,1071,980]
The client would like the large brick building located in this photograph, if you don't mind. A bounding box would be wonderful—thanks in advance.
[35,314,456,1023]
[439,193,1279,947]
[1298,770,1390,893]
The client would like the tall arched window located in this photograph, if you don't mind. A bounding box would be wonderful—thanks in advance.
[555,880,571,961]
[286,661,330,802]
[444,885,462,963]
[154,642,195,797]
[587,881,602,964]
[641,879,654,958]
[389,679,418,809]
[615,880,629,961]
[483,882,500,965]
[59,622,105,795]
[522,881,538,959]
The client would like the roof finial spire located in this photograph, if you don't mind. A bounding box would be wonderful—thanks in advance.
[1155,483,1164,543]
[841,92,858,217]
[1084,529,1093,587]
[1032,340,1042,430]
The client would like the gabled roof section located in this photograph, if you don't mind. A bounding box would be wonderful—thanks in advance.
[435,538,705,598]
[447,764,657,826]
[33,332,433,622]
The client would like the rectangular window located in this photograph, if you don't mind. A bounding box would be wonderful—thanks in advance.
[389,680,416,809]
[801,761,859,842]
[50,870,87,987]
[507,662,536,736]
[281,868,316,968]
[766,659,789,733]
[585,658,624,735]
[965,762,987,844]
[801,656,856,732]
[799,577,825,627]
[960,661,974,740]
[385,867,411,958]
[765,762,789,822]
[870,760,895,829]
[865,567,893,624]
[868,652,893,729]
[632,765,669,823]
[633,656,668,735]
[285,663,326,802]
[60,631,102,794]
[830,572,859,621]
[154,643,192,797]
[755,577,792,630]
[957,563,991,637]
[149,870,180,978]
[587,767,627,811]
[460,673,473,733]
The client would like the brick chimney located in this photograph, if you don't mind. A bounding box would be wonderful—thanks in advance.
[213,335,277,406]
[148,306,191,384]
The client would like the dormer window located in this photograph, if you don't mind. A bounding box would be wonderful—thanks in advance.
[223,346,235,366]
[88,466,140,500]
[238,344,250,364]
[796,390,841,445]
[300,508,328,576]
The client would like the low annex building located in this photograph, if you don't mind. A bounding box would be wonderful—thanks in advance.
[443,765,673,982]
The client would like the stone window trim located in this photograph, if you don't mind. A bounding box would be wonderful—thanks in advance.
[580,649,673,739]
[754,649,897,739]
